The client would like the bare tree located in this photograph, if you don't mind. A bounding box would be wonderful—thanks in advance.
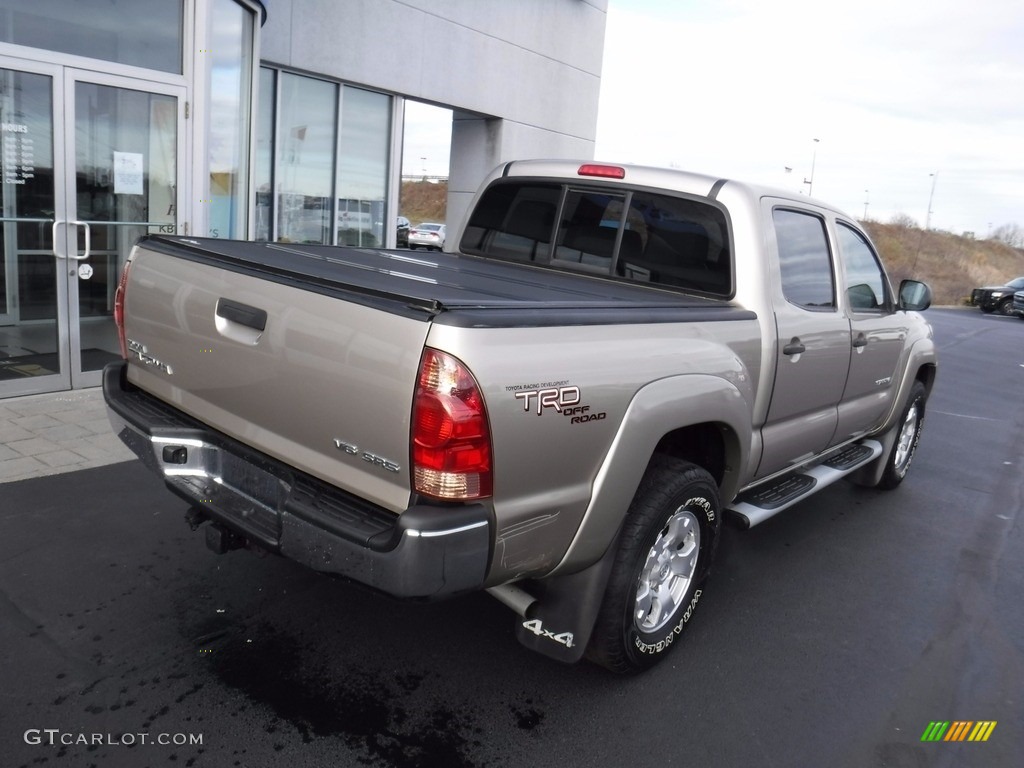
[890,213,919,230]
[991,223,1024,249]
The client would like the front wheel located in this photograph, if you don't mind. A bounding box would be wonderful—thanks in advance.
[586,457,721,673]
[877,381,927,490]
[998,297,1014,316]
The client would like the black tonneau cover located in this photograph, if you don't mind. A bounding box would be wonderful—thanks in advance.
[137,235,755,327]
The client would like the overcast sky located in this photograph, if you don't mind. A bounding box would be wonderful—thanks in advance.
[401,101,453,178]
[596,0,1024,237]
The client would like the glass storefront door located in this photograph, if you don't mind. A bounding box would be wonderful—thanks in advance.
[0,56,183,396]
[66,73,182,388]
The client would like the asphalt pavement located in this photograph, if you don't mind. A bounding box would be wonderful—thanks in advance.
[1,307,1021,768]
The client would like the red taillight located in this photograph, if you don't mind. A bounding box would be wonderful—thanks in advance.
[114,256,134,359]
[578,163,626,179]
[412,348,492,500]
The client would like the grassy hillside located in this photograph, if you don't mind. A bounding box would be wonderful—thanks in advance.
[863,220,1024,306]
[398,180,1023,305]
[400,180,448,226]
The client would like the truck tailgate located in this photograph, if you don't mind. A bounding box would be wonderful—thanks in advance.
[122,241,430,513]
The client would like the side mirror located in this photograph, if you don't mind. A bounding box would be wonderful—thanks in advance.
[898,279,932,311]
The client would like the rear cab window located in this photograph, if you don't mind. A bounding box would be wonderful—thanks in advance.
[460,180,733,297]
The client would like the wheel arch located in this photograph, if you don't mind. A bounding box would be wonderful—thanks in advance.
[548,373,751,577]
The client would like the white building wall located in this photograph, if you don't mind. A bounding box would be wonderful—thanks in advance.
[259,0,608,235]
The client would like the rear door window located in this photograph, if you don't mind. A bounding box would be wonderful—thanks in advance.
[773,209,836,310]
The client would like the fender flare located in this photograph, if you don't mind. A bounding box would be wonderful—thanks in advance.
[549,373,752,577]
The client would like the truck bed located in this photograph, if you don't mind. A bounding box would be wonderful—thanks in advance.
[140,236,754,327]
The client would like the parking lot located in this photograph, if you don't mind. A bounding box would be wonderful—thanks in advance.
[2,307,1021,768]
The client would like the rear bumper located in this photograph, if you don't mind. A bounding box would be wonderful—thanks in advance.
[102,361,491,598]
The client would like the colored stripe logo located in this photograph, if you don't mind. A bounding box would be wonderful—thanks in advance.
[921,721,997,742]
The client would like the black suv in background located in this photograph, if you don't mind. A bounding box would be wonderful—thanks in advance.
[971,276,1024,315]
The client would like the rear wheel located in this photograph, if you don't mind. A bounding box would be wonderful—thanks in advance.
[877,381,927,490]
[586,457,721,673]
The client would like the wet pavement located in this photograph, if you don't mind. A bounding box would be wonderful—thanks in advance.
[2,308,1022,767]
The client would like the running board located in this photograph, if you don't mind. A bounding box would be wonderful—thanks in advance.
[727,440,883,529]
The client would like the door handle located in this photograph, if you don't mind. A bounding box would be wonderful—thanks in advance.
[70,220,91,261]
[852,334,868,348]
[216,298,268,331]
[52,220,64,259]
[51,220,91,261]
[783,340,806,356]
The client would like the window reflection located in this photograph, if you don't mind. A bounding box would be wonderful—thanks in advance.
[0,68,58,376]
[774,209,836,310]
[206,0,253,239]
[277,74,337,244]
[258,69,394,246]
[0,0,182,74]
[337,86,389,247]
[254,67,275,242]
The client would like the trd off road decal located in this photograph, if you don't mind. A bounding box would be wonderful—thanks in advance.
[508,382,607,425]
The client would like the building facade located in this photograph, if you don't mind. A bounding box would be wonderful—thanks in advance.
[0,0,607,399]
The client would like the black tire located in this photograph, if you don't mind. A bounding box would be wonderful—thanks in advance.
[876,381,927,490]
[586,456,721,673]
[998,297,1014,315]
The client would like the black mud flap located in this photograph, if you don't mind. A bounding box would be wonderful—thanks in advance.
[513,529,622,664]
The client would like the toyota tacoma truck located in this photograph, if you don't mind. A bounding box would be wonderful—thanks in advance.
[104,160,936,672]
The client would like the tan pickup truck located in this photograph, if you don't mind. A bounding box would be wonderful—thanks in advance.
[104,160,936,672]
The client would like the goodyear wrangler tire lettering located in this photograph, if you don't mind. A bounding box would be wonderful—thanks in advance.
[634,589,702,654]
[585,456,721,673]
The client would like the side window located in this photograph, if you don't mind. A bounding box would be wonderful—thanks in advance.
[837,223,889,311]
[773,209,835,310]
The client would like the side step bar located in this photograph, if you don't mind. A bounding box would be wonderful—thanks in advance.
[727,440,883,529]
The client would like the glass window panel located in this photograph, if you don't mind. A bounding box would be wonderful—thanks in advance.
[206,0,253,239]
[1,68,59,377]
[621,191,732,296]
[74,83,177,227]
[459,182,560,263]
[1,69,54,220]
[254,67,275,242]
[553,189,626,271]
[0,0,182,74]
[337,86,389,247]
[277,73,337,245]
[773,209,836,310]
[837,222,889,310]
[74,82,177,371]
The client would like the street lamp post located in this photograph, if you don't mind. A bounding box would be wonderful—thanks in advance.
[803,138,820,196]
[863,189,869,220]
[925,172,939,230]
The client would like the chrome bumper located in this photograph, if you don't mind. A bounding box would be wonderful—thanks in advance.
[102,362,491,598]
